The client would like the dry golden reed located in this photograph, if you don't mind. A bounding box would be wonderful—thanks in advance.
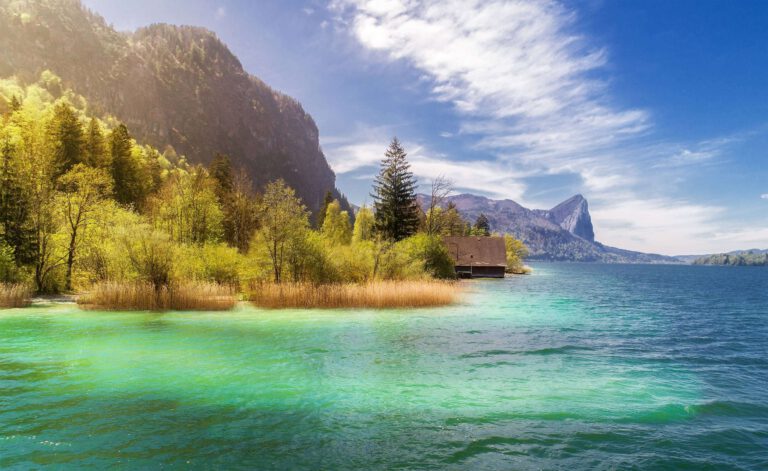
[248,280,460,309]
[78,281,237,311]
[0,283,32,308]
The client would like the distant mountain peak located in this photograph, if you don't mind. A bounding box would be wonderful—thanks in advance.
[420,192,676,263]
[546,194,594,242]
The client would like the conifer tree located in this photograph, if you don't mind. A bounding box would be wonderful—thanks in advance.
[0,136,34,264]
[474,213,490,236]
[316,190,334,229]
[9,95,21,113]
[84,118,108,168]
[209,153,234,199]
[371,138,419,241]
[49,102,85,177]
[110,124,145,206]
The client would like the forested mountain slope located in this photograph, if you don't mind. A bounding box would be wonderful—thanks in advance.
[0,0,344,211]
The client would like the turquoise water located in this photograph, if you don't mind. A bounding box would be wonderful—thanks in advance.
[1,264,767,469]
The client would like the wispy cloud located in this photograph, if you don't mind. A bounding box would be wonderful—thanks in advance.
[215,6,226,19]
[762,194,768,200]
[328,0,767,254]
[323,126,529,200]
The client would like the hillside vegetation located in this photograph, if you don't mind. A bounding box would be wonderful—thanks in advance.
[0,0,345,213]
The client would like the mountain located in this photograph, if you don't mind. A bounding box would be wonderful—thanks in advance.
[692,251,768,266]
[0,0,344,212]
[420,193,679,263]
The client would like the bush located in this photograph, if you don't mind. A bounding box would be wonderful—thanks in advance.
[174,243,242,286]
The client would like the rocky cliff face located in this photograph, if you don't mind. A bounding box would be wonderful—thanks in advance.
[421,193,678,263]
[0,0,342,211]
[538,194,595,242]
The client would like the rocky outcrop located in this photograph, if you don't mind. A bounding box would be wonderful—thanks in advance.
[420,193,678,263]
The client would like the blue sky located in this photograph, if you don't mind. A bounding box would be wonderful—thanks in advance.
[82,0,768,255]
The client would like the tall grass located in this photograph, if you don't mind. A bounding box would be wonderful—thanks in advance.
[0,283,32,308]
[248,280,460,309]
[78,281,237,311]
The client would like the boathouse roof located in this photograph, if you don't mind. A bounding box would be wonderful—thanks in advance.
[443,236,507,267]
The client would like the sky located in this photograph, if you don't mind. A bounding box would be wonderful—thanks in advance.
[81,0,768,255]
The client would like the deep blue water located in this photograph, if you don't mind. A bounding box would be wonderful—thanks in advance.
[0,263,767,469]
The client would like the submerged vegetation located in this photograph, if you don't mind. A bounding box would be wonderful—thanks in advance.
[0,73,527,310]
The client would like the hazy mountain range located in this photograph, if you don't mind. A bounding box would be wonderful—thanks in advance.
[420,193,680,263]
[0,0,346,212]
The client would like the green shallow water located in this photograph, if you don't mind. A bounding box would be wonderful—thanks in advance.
[1,264,767,469]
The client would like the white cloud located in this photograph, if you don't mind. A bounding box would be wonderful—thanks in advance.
[215,6,226,19]
[761,194,768,200]
[328,0,768,254]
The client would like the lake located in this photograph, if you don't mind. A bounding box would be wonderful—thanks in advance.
[1,264,767,469]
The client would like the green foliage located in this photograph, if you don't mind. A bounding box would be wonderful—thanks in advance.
[110,124,149,207]
[84,118,108,168]
[316,190,334,229]
[504,234,529,273]
[254,179,310,283]
[0,241,22,283]
[174,243,242,285]
[48,102,85,177]
[372,138,420,241]
[148,167,223,244]
[321,200,352,245]
[473,213,491,236]
[352,205,375,243]
[399,233,456,279]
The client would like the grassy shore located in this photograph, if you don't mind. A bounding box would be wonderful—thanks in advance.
[77,281,237,311]
[247,280,460,309]
[0,283,32,308]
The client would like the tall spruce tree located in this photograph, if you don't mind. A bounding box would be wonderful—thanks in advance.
[316,190,334,229]
[209,153,234,199]
[84,118,108,168]
[110,124,145,206]
[474,213,490,236]
[371,138,419,241]
[0,137,34,264]
[49,102,85,177]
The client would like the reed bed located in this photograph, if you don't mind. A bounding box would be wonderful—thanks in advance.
[78,281,237,311]
[0,283,32,308]
[248,280,460,309]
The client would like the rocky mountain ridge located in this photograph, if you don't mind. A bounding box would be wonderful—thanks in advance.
[420,193,679,263]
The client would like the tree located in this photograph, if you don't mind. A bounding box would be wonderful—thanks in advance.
[255,179,309,283]
[316,190,334,229]
[148,167,223,245]
[424,176,453,236]
[441,202,469,236]
[57,164,112,290]
[473,213,490,236]
[371,138,420,241]
[352,205,375,243]
[84,118,108,168]
[9,95,21,113]
[209,153,234,199]
[48,102,84,177]
[226,169,259,253]
[504,234,529,274]
[110,124,146,207]
[321,200,352,245]
[0,133,34,264]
